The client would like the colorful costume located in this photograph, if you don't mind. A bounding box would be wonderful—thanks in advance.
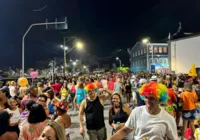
[139,81,169,103]
[84,83,98,93]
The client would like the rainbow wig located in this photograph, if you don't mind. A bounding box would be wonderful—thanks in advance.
[139,82,169,103]
[84,83,98,93]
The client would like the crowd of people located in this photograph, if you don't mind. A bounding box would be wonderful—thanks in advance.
[0,73,200,140]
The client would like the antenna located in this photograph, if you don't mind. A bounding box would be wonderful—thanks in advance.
[55,18,57,29]
[46,19,48,29]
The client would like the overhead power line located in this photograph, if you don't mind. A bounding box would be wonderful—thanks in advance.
[33,5,47,12]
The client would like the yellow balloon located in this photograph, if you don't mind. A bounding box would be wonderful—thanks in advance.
[18,77,28,87]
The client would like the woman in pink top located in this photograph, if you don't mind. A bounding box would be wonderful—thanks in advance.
[70,81,76,110]
[19,103,48,140]
[0,111,18,140]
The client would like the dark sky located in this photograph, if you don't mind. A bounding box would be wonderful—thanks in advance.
[0,0,200,68]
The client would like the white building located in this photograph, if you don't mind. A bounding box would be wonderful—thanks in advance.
[169,34,200,74]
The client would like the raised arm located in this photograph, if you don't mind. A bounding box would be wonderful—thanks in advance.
[108,126,132,140]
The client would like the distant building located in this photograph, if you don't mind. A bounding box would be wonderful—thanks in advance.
[129,42,169,73]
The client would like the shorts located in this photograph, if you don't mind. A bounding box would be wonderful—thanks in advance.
[182,109,197,120]
[76,97,84,104]
[87,127,107,140]
[70,93,75,101]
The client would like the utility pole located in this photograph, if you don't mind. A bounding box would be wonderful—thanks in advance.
[63,37,66,77]
[52,58,55,82]
[62,37,76,77]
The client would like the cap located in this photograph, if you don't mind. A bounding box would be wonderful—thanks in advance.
[150,75,157,81]
[139,78,147,84]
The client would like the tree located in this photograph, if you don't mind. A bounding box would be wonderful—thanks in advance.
[109,67,130,72]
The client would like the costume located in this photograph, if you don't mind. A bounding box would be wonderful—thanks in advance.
[139,81,169,102]
[125,82,178,139]
[84,83,98,93]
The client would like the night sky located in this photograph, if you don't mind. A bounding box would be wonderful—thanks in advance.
[0,0,200,68]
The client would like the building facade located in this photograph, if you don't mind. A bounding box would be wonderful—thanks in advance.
[129,42,169,73]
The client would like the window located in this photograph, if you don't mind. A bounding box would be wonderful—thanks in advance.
[144,48,146,54]
[132,62,134,66]
[149,46,153,53]
[144,59,146,65]
[163,58,168,64]
[154,47,158,53]
[135,61,137,66]
[141,49,143,55]
[154,58,158,64]
[132,53,134,57]
[159,58,163,64]
[138,50,140,56]
[159,47,162,53]
[135,52,137,56]
[142,59,144,65]
[163,47,167,53]
[149,58,152,64]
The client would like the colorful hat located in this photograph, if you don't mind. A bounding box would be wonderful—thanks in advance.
[56,99,68,111]
[139,82,169,103]
[84,83,98,93]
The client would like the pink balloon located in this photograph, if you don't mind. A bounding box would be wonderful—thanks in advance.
[30,71,38,78]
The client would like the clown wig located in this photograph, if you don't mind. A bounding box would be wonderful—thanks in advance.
[84,83,98,93]
[139,82,169,103]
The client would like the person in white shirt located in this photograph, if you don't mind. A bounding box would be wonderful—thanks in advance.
[108,82,178,140]
[9,81,16,97]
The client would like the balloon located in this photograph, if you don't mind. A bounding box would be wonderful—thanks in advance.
[30,71,38,79]
[18,77,28,87]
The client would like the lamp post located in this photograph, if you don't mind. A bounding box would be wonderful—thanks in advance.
[62,37,83,77]
[142,38,154,72]
[72,61,77,74]
[116,57,122,68]
[22,20,67,77]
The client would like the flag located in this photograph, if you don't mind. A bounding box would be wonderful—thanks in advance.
[188,64,197,77]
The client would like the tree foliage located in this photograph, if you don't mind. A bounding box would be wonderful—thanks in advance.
[110,67,130,72]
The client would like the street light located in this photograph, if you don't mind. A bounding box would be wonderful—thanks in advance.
[60,45,68,50]
[22,20,67,77]
[142,38,149,44]
[142,38,154,72]
[83,65,86,69]
[116,57,122,68]
[72,62,77,66]
[62,37,84,77]
[76,41,84,49]
[76,59,78,62]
